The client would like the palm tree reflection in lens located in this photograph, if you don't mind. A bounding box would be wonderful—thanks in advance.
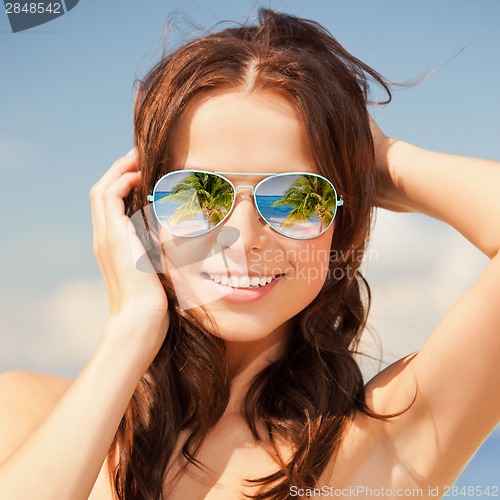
[159,173,233,232]
[270,175,336,230]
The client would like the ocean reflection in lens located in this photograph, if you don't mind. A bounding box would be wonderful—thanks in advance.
[256,174,337,238]
[154,172,234,236]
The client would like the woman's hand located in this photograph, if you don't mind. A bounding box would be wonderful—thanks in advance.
[369,115,411,212]
[90,150,170,360]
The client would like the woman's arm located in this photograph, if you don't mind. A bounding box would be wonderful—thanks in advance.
[0,152,169,499]
[372,120,500,258]
[0,319,152,499]
[366,121,500,488]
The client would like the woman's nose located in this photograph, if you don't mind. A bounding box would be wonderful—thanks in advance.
[219,192,270,252]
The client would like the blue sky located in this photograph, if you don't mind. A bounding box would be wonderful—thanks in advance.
[0,0,499,487]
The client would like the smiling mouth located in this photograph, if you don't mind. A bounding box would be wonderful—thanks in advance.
[201,273,285,289]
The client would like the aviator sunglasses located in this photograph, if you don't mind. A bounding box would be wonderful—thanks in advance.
[147,170,344,240]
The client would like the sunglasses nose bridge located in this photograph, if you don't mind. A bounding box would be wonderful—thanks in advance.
[233,185,255,196]
[232,185,257,207]
[230,185,263,222]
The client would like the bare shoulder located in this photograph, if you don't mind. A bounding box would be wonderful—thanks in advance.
[0,370,72,462]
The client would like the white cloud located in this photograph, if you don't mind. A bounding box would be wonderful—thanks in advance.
[0,279,108,377]
[42,279,108,359]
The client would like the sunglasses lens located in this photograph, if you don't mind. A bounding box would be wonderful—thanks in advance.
[152,171,234,236]
[255,174,338,239]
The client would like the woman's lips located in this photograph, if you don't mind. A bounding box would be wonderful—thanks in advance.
[201,273,284,303]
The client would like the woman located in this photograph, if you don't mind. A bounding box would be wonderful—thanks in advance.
[0,9,498,500]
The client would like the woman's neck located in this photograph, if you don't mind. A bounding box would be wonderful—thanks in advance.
[223,320,291,415]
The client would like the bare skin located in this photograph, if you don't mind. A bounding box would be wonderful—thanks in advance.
[0,91,499,500]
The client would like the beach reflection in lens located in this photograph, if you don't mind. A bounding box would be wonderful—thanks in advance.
[255,174,337,239]
[153,171,234,237]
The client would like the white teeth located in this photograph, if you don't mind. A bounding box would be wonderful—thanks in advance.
[238,276,251,288]
[250,276,260,287]
[207,274,280,288]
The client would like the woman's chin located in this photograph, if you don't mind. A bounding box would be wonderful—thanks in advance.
[209,320,281,343]
[192,307,291,345]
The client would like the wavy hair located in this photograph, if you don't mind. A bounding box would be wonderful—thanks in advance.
[108,8,393,499]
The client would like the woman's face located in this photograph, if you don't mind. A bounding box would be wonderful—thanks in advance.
[160,90,334,346]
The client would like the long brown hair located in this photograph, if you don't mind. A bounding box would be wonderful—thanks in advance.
[109,9,392,499]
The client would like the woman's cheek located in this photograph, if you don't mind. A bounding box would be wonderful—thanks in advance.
[286,227,334,301]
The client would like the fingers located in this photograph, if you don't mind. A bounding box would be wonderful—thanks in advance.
[102,170,142,226]
[88,151,169,354]
[97,149,139,188]
[90,154,146,302]
[90,150,141,252]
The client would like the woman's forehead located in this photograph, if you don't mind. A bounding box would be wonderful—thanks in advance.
[169,89,316,174]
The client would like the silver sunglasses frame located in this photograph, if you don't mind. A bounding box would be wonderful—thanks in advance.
[147,170,344,240]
